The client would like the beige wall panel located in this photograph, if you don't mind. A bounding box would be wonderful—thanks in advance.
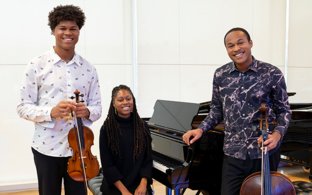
[287,67,312,103]
[137,0,180,64]
[179,0,254,65]
[179,65,217,103]
[288,0,312,68]
[137,0,286,66]
[1,65,37,183]
[84,0,132,64]
[137,65,181,117]
[252,0,286,67]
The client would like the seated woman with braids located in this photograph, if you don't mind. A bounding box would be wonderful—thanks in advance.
[99,85,153,195]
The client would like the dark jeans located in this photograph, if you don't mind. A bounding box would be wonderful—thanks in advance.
[221,149,280,195]
[32,148,86,195]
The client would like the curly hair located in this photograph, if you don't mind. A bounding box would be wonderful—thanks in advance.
[104,85,152,160]
[48,5,85,31]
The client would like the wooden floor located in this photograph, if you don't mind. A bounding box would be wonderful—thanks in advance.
[1,163,310,195]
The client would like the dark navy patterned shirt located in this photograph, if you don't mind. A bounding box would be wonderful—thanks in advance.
[199,58,291,160]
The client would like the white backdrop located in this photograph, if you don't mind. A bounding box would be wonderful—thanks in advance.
[0,0,311,191]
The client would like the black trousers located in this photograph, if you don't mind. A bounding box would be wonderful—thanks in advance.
[100,174,154,195]
[220,149,280,195]
[32,148,86,195]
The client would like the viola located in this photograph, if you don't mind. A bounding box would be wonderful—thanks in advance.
[240,103,296,195]
[67,89,100,193]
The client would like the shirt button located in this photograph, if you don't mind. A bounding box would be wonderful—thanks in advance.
[241,87,244,89]
[242,114,245,116]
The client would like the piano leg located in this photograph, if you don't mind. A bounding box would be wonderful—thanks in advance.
[309,149,312,181]
[166,187,172,195]
[165,187,184,195]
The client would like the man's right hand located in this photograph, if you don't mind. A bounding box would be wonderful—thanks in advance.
[182,128,203,145]
[51,100,77,119]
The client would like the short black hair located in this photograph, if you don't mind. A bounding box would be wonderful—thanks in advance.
[48,5,85,31]
[224,27,251,45]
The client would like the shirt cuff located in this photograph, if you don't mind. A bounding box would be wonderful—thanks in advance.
[274,126,285,137]
[87,106,101,122]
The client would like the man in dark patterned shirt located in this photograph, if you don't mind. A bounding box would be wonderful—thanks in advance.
[182,27,291,195]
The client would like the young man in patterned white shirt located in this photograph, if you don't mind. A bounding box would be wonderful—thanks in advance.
[17,5,102,195]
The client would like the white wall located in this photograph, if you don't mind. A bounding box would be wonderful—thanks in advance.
[0,0,311,191]
[137,0,288,115]
[287,0,312,102]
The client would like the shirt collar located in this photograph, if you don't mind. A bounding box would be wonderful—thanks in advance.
[48,48,83,67]
[229,56,257,73]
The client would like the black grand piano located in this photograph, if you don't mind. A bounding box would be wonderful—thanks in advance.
[192,100,312,182]
[147,97,312,195]
[280,102,312,180]
[146,100,224,195]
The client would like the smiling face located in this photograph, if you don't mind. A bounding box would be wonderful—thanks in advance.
[52,20,80,54]
[113,89,134,118]
[225,30,253,71]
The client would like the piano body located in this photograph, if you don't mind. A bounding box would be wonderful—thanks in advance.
[147,94,312,195]
[193,100,312,181]
[147,100,223,195]
[280,102,312,180]
[191,99,312,181]
[183,95,312,181]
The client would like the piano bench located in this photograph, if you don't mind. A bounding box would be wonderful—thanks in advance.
[88,174,103,195]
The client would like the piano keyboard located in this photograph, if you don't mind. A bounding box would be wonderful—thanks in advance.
[152,151,184,174]
[153,160,169,173]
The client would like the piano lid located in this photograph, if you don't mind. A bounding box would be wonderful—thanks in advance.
[148,99,200,133]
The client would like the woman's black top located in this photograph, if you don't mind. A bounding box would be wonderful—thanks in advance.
[99,114,153,193]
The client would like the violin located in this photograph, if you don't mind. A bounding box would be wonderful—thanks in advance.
[240,103,296,195]
[67,90,100,192]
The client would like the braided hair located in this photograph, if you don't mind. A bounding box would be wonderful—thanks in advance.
[104,85,151,159]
